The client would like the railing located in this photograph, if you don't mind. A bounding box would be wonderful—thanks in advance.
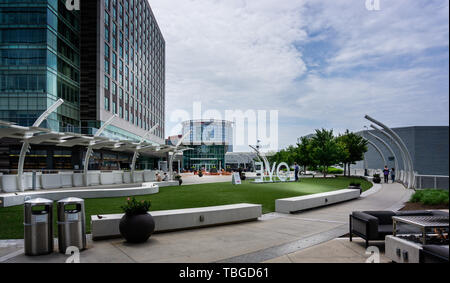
[415,175,449,190]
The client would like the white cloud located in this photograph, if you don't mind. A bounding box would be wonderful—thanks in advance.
[149,0,449,150]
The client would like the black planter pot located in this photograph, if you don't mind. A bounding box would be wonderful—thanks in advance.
[119,213,155,243]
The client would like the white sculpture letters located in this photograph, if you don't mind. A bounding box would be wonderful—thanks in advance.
[255,161,291,183]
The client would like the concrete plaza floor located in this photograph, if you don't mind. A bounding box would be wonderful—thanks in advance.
[0,182,414,263]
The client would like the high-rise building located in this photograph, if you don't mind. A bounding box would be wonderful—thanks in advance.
[0,0,165,170]
[0,0,81,132]
[81,0,165,143]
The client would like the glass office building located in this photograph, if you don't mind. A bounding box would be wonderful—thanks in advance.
[0,0,166,171]
[0,0,81,131]
[181,120,233,171]
[81,0,165,143]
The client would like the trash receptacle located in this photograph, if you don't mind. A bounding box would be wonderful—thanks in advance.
[24,198,54,256]
[57,197,86,253]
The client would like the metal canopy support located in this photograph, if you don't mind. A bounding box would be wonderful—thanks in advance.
[365,115,415,189]
[131,124,159,183]
[168,131,191,181]
[365,130,400,181]
[83,114,118,186]
[17,99,64,191]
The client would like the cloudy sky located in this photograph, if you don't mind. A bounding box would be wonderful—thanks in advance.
[149,0,449,151]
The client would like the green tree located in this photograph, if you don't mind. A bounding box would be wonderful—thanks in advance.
[297,136,315,172]
[337,130,368,176]
[310,129,342,177]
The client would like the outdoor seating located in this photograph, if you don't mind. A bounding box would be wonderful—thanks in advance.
[420,245,449,263]
[349,210,448,247]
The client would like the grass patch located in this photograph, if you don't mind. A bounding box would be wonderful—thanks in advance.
[0,176,371,239]
[410,189,449,206]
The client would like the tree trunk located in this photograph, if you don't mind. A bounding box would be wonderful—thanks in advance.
[344,163,347,177]
[348,163,351,177]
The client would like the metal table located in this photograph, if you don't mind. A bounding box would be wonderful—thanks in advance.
[393,216,449,245]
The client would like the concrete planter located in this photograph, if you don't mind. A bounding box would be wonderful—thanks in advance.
[1,175,18,193]
[88,172,100,186]
[41,174,62,190]
[144,170,156,182]
[134,171,144,183]
[60,173,73,188]
[73,173,84,187]
[123,172,131,184]
[113,172,124,184]
[100,172,115,185]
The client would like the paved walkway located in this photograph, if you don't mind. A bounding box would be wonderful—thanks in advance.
[0,182,413,263]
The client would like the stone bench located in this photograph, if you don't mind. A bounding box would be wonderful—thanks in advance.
[275,189,360,214]
[91,203,262,240]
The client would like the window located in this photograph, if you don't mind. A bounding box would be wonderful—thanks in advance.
[105,43,110,57]
[104,59,109,74]
[104,75,109,90]
[104,96,110,111]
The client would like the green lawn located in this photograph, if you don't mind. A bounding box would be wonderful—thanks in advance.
[0,176,372,239]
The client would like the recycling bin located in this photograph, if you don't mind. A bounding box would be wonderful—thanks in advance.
[24,198,54,256]
[57,197,86,253]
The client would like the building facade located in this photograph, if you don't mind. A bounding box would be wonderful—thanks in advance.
[355,126,449,176]
[81,0,165,143]
[181,120,233,171]
[0,0,165,171]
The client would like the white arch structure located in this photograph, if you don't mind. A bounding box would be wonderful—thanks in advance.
[168,131,191,181]
[83,114,118,186]
[130,124,159,182]
[363,138,387,167]
[366,127,405,183]
[365,115,415,189]
[365,129,399,175]
[17,99,64,191]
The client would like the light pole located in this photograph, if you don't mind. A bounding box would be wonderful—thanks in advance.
[17,99,64,191]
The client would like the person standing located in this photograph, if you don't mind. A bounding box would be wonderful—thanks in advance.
[391,168,396,183]
[383,166,390,183]
[294,162,300,182]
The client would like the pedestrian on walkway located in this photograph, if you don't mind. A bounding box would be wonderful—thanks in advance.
[294,162,300,182]
[383,166,390,183]
[391,168,396,183]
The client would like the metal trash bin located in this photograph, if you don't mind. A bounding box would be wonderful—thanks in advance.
[24,198,54,256]
[57,197,86,253]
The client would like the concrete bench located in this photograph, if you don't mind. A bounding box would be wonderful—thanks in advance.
[91,203,262,240]
[275,189,360,214]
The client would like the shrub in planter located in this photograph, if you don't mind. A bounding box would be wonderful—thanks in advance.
[119,197,155,243]
[410,189,449,206]
[373,174,381,184]
[240,173,247,181]
[198,171,203,178]
[210,167,218,174]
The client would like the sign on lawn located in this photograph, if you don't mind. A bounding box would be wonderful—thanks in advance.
[232,172,242,185]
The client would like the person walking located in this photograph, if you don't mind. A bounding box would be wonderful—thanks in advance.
[383,166,390,183]
[294,162,300,182]
[391,168,396,183]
